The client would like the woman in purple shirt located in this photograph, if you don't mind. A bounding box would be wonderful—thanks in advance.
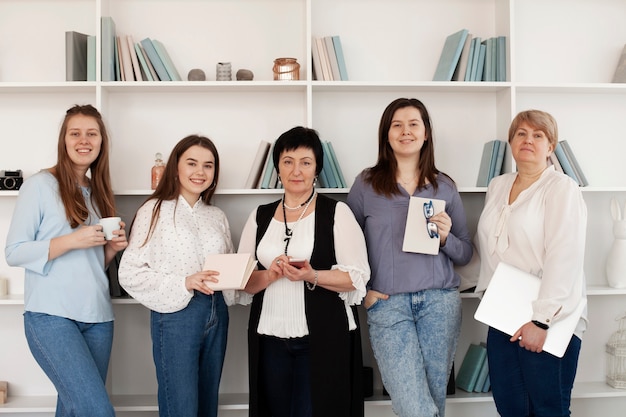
[347,98,473,417]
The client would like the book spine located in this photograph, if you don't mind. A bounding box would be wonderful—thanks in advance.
[152,39,182,81]
[140,38,171,81]
[324,36,341,81]
[101,17,116,82]
[87,35,96,81]
[554,142,580,185]
[326,141,347,187]
[331,35,349,81]
[134,43,153,81]
[560,140,588,186]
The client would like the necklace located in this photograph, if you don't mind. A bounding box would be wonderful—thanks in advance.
[282,189,316,210]
[282,190,316,256]
[398,175,418,186]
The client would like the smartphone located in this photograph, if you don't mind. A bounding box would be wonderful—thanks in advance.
[289,258,306,269]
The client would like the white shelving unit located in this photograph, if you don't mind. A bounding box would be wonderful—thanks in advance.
[2,0,626,415]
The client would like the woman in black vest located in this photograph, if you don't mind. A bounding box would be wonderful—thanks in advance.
[237,126,370,417]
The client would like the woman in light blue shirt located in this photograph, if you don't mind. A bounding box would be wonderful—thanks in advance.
[5,105,128,417]
[347,98,473,417]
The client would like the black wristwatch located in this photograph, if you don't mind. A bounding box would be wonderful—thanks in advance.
[531,320,549,330]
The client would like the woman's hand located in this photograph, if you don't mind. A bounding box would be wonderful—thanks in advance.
[185,270,220,295]
[363,289,389,309]
[73,224,108,249]
[430,211,452,246]
[511,321,547,353]
[281,258,313,283]
[106,220,128,252]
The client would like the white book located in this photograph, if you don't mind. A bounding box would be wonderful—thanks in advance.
[402,197,445,255]
[203,253,258,290]
[474,262,586,358]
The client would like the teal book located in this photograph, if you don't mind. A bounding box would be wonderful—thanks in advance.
[486,140,501,183]
[489,140,506,182]
[473,353,489,392]
[101,16,116,81]
[554,142,579,184]
[140,38,171,81]
[87,35,96,81]
[317,162,330,188]
[260,142,276,189]
[152,39,182,81]
[322,141,341,188]
[433,29,469,81]
[464,37,476,81]
[453,33,472,81]
[560,140,588,186]
[332,35,349,81]
[475,43,486,82]
[481,38,493,81]
[496,36,506,81]
[134,43,154,81]
[482,374,491,392]
[326,141,347,187]
[321,144,338,188]
[456,343,487,392]
[469,36,482,81]
[476,140,497,187]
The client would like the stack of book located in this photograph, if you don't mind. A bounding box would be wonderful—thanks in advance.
[476,139,506,187]
[456,343,490,393]
[101,16,182,82]
[433,28,506,82]
[65,31,96,81]
[311,35,348,81]
[244,140,347,189]
[551,140,588,186]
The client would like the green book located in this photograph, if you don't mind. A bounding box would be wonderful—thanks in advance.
[456,343,487,392]
[433,29,469,81]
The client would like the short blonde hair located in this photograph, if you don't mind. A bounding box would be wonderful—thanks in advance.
[508,110,558,149]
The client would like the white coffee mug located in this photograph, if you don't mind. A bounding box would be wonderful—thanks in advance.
[99,217,122,240]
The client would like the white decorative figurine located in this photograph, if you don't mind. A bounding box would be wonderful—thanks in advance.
[606,198,626,288]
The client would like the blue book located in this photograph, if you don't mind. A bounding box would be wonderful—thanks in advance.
[475,43,486,81]
[101,16,116,81]
[473,354,489,392]
[332,35,349,81]
[87,35,96,81]
[488,140,506,183]
[326,141,347,187]
[456,343,487,392]
[140,38,171,81]
[468,36,482,81]
[260,142,276,189]
[433,29,469,81]
[317,162,330,188]
[464,37,476,81]
[487,140,501,183]
[322,141,342,188]
[560,140,588,186]
[554,142,579,184]
[321,144,338,188]
[152,39,182,81]
[496,36,506,81]
[482,374,491,392]
[476,140,497,187]
[134,43,153,81]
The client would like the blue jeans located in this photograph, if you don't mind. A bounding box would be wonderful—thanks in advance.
[367,289,461,417]
[487,327,581,417]
[151,291,228,417]
[259,335,312,417]
[23,311,115,417]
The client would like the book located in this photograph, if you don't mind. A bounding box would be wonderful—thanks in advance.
[138,43,159,81]
[65,31,89,81]
[456,343,487,392]
[152,39,182,81]
[134,43,154,81]
[560,140,588,186]
[549,152,564,173]
[468,36,482,81]
[126,35,143,81]
[464,37,477,81]
[453,33,472,81]
[326,141,346,187]
[140,38,171,81]
[87,35,96,81]
[311,37,323,81]
[481,374,491,393]
[202,253,258,290]
[473,351,489,392]
[481,38,492,81]
[324,36,341,81]
[331,35,349,81]
[320,143,338,188]
[432,28,469,81]
[116,36,126,80]
[612,44,626,83]
[496,36,506,81]
[244,141,271,188]
[486,140,501,183]
[402,197,445,255]
[475,42,486,82]
[553,141,579,185]
[490,140,506,183]
[474,262,587,358]
[476,140,498,187]
[114,34,121,81]
[101,16,116,81]
[315,37,332,81]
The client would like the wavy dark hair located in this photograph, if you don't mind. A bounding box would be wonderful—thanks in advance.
[50,104,116,228]
[364,97,451,196]
[139,134,220,246]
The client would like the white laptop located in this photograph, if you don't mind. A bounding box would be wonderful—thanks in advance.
[474,262,586,358]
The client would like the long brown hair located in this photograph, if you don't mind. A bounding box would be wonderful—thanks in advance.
[51,104,115,228]
[364,97,449,196]
[140,135,220,246]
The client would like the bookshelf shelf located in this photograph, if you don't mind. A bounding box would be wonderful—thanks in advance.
[1,0,626,415]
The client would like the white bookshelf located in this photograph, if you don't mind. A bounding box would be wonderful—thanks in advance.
[1,0,626,415]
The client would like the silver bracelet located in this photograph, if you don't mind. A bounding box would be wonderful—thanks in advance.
[306,269,318,291]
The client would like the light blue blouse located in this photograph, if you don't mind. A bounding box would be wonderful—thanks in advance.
[5,171,113,323]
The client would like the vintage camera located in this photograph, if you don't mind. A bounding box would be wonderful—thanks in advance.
[0,170,23,191]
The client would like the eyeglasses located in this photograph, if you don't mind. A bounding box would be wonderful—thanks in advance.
[423,200,439,239]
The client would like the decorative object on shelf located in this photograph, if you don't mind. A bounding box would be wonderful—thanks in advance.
[606,199,626,288]
[0,170,23,190]
[187,68,206,81]
[216,62,232,81]
[612,44,626,83]
[0,381,7,404]
[0,277,7,296]
[606,312,626,389]
[273,57,300,80]
[151,153,165,190]
[236,68,254,81]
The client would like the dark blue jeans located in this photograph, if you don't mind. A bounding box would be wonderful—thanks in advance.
[24,312,115,417]
[487,327,581,417]
[151,291,228,417]
[259,334,312,417]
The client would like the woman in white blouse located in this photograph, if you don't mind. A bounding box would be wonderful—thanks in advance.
[238,126,370,417]
[476,110,587,417]
[118,135,233,417]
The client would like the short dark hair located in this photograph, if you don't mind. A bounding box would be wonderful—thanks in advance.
[272,126,324,176]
